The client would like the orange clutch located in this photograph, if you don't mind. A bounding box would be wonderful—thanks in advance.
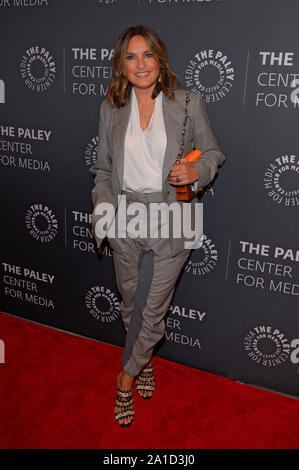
[175,149,202,201]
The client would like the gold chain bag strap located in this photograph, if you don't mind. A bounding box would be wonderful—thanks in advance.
[175,90,202,202]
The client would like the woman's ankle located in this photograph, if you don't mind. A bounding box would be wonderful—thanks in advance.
[118,370,134,389]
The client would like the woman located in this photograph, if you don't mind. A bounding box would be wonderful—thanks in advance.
[91,25,225,427]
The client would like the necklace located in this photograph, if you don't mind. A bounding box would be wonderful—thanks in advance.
[140,102,154,121]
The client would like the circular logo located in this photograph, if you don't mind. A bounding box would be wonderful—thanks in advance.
[20,46,56,92]
[184,234,218,276]
[185,49,234,102]
[98,0,118,5]
[244,326,291,367]
[85,285,120,322]
[85,136,98,172]
[264,154,299,206]
[25,203,58,242]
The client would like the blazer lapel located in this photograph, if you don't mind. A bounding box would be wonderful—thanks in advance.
[112,96,132,188]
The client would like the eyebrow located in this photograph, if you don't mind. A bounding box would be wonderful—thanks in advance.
[126,50,151,55]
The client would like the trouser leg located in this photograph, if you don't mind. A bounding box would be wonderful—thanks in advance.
[109,193,190,377]
[111,237,140,332]
[119,247,190,377]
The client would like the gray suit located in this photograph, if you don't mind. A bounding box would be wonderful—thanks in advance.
[91,88,225,257]
[91,88,225,377]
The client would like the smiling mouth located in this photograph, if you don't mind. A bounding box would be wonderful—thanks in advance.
[135,72,150,77]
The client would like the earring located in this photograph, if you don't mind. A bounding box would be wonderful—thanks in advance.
[158,73,162,83]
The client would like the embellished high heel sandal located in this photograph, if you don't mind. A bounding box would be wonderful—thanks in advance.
[114,378,134,428]
[135,362,155,400]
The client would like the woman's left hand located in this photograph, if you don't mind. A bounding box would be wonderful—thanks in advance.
[169,158,199,185]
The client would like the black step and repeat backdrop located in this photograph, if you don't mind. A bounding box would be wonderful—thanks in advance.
[0,0,298,398]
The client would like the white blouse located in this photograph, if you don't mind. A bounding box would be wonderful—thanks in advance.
[122,87,199,194]
[122,87,167,193]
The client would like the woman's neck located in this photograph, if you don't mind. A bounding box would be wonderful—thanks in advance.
[133,85,155,103]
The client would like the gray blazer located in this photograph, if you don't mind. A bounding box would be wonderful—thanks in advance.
[91,88,225,256]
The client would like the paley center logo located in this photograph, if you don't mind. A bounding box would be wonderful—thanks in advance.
[25,203,58,242]
[165,303,207,349]
[0,1,48,7]
[256,51,299,109]
[85,285,120,323]
[184,233,218,275]
[71,47,113,96]
[264,153,299,207]
[185,49,234,102]
[85,136,98,172]
[98,0,118,4]
[20,46,56,92]
[244,325,299,368]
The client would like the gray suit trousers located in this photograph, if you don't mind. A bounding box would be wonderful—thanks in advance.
[108,190,190,377]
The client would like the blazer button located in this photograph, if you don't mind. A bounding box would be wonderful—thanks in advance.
[166,191,169,195]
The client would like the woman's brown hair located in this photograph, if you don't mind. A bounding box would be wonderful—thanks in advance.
[107,25,178,108]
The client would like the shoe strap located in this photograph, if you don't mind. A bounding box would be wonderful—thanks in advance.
[117,386,133,397]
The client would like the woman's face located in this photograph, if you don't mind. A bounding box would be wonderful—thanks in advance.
[124,35,160,92]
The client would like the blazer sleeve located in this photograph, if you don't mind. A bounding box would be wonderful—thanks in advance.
[190,91,225,191]
[91,99,116,250]
[91,99,113,208]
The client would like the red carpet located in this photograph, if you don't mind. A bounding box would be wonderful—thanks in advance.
[0,311,298,449]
